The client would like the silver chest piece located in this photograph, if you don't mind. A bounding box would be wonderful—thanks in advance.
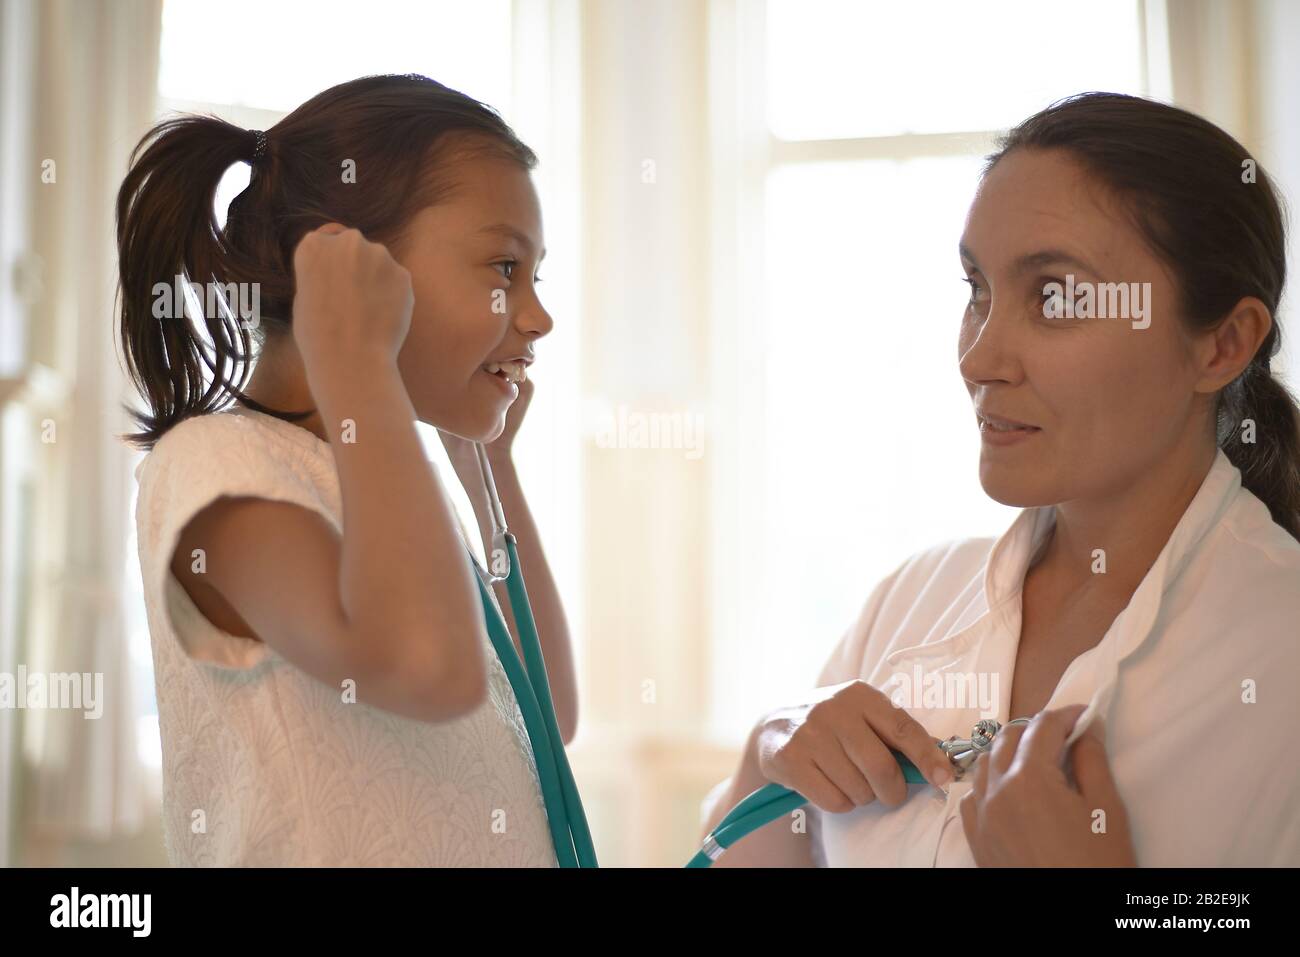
[939,717,1031,777]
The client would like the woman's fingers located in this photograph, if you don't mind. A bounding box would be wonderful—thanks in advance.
[1015,705,1086,773]
[839,720,908,807]
[969,740,990,799]
[1070,718,1120,802]
[812,742,876,810]
[987,718,1027,776]
[865,695,953,790]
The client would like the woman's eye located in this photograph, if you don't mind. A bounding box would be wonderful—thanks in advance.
[1041,279,1067,317]
[962,276,987,310]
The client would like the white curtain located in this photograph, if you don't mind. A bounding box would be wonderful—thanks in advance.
[20,0,162,844]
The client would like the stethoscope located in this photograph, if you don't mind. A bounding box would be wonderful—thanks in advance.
[468,444,1031,868]
[687,717,1033,867]
[467,443,599,867]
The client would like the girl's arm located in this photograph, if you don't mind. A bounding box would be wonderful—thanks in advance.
[174,225,491,723]
[483,449,578,744]
[445,443,578,742]
[441,377,578,744]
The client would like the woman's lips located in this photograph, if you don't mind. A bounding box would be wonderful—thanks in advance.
[977,411,1041,446]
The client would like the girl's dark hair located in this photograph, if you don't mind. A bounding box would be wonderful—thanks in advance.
[116,73,537,449]
[986,92,1300,540]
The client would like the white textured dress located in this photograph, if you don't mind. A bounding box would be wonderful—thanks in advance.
[133,405,557,866]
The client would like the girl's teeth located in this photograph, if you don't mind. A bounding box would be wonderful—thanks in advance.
[484,361,527,384]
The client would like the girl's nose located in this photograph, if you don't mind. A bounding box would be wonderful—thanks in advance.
[516,295,554,339]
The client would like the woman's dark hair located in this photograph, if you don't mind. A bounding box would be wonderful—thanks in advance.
[116,73,537,449]
[986,92,1300,540]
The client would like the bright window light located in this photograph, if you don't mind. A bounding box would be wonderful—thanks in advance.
[159,0,513,115]
[766,0,1145,140]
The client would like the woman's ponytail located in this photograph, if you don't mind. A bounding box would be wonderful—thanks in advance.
[1219,345,1300,540]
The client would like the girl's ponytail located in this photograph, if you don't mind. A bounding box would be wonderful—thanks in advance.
[115,74,537,450]
[116,114,286,449]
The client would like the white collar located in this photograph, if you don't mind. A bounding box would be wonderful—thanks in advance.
[980,449,1244,740]
[983,448,1241,642]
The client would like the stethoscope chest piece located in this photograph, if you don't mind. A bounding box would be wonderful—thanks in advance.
[939,717,1031,777]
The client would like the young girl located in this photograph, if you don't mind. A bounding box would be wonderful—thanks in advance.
[117,74,575,866]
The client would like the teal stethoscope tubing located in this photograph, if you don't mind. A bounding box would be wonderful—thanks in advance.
[470,447,597,867]
[685,755,926,868]
[473,535,598,867]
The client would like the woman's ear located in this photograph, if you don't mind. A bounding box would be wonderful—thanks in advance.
[1194,296,1273,394]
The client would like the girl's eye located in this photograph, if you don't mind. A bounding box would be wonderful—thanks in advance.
[492,259,543,283]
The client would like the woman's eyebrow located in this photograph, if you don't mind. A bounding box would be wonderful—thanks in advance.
[1010,248,1101,277]
[959,243,1100,278]
[477,222,547,261]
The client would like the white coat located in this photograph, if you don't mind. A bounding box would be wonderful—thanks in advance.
[813,449,1300,866]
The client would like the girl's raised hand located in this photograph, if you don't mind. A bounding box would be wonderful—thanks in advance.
[291,223,414,374]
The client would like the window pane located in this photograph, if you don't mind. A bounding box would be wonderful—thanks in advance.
[766,0,1144,140]
[710,156,1020,737]
[159,0,513,114]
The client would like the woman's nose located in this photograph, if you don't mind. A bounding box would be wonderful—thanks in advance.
[958,304,1022,386]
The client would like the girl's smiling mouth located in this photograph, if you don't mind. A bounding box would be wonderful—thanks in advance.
[479,356,531,396]
[482,359,529,384]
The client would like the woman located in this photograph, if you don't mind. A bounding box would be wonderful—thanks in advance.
[703,93,1300,867]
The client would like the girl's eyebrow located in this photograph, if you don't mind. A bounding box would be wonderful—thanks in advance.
[478,222,547,261]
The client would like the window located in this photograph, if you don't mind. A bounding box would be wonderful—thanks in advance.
[708,0,1157,740]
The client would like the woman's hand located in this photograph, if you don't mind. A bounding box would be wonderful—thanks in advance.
[755,680,956,813]
[959,705,1137,866]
